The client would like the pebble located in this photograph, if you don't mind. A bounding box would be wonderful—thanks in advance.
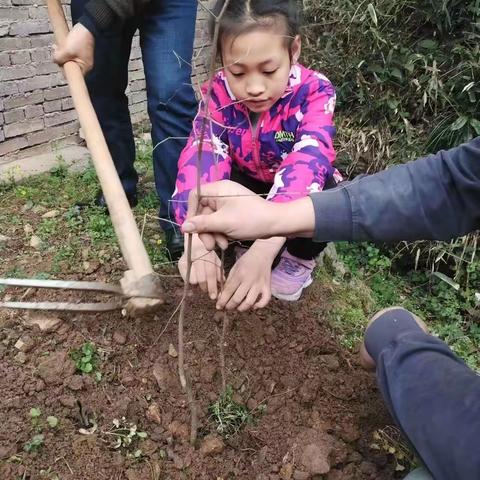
[29,235,42,249]
[67,375,84,391]
[146,403,162,425]
[168,343,178,358]
[113,330,127,345]
[24,313,63,332]
[41,210,60,218]
[199,434,224,456]
[14,352,27,364]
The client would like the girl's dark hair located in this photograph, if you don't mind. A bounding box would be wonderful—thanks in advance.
[210,0,301,54]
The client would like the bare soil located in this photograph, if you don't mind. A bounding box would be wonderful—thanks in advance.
[0,270,400,479]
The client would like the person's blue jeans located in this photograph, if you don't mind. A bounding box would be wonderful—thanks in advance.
[71,0,198,232]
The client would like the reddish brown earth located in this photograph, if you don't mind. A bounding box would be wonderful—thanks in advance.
[0,276,400,479]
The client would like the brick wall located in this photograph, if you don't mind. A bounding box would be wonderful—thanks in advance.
[0,1,213,164]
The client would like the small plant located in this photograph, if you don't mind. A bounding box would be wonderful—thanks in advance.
[24,434,44,453]
[30,407,42,431]
[103,417,148,458]
[208,386,252,438]
[70,342,101,377]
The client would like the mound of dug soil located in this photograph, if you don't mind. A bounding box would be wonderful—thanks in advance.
[0,280,398,479]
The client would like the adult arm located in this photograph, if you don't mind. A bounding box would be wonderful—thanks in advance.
[312,137,480,242]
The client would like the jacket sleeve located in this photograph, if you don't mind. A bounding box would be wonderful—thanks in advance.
[171,81,233,225]
[310,137,480,242]
[79,0,149,35]
[267,75,336,203]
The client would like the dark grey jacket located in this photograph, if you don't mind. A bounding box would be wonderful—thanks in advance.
[79,0,150,34]
[311,137,480,242]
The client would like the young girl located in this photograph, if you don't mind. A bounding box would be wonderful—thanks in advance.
[171,0,341,310]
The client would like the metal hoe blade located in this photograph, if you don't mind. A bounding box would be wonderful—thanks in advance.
[0,277,161,312]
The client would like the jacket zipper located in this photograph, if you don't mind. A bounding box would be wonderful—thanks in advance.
[247,110,267,182]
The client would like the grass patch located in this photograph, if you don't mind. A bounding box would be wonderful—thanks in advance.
[319,242,480,370]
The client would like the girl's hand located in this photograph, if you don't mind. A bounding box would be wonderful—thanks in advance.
[178,234,223,300]
[217,241,278,312]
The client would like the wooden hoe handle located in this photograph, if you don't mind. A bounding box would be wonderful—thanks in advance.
[46,0,160,289]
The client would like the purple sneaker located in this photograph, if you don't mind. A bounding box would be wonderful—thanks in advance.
[271,251,315,301]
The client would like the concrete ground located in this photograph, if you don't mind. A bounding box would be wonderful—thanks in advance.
[0,145,91,183]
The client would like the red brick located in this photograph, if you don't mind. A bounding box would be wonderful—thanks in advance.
[4,118,43,138]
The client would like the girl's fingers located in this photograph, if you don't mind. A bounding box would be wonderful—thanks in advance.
[225,283,250,311]
[217,272,241,310]
[254,286,272,310]
[238,287,260,312]
[205,261,219,300]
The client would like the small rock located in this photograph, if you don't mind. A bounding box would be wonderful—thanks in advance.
[0,234,10,246]
[113,330,127,345]
[200,364,216,383]
[293,471,310,480]
[168,343,178,358]
[14,335,35,352]
[83,261,100,274]
[25,312,62,332]
[59,395,76,408]
[42,209,60,218]
[359,461,377,476]
[318,354,340,371]
[14,352,27,364]
[168,421,189,442]
[146,403,162,425]
[152,361,172,391]
[37,351,75,385]
[24,224,33,235]
[29,235,42,249]
[301,444,331,474]
[35,380,45,392]
[339,424,360,443]
[280,463,293,480]
[199,434,224,456]
[32,205,47,214]
[68,375,84,391]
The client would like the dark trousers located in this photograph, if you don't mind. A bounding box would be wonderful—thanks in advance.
[71,0,198,231]
[365,308,480,479]
[230,167,336,260]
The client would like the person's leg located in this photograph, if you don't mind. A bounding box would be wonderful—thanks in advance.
[140,0,197,257]
[363,307,480,479]
[71,0,138,203]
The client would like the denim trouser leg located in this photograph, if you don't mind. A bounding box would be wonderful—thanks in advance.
[140,0,198,232]
[71,0,138,196]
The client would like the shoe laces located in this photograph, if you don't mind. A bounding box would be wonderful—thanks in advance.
[279,257,305,276]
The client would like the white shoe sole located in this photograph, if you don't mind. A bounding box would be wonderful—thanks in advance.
[271,276,313,302]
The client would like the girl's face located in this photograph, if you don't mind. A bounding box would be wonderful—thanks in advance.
[222,27,301,113]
